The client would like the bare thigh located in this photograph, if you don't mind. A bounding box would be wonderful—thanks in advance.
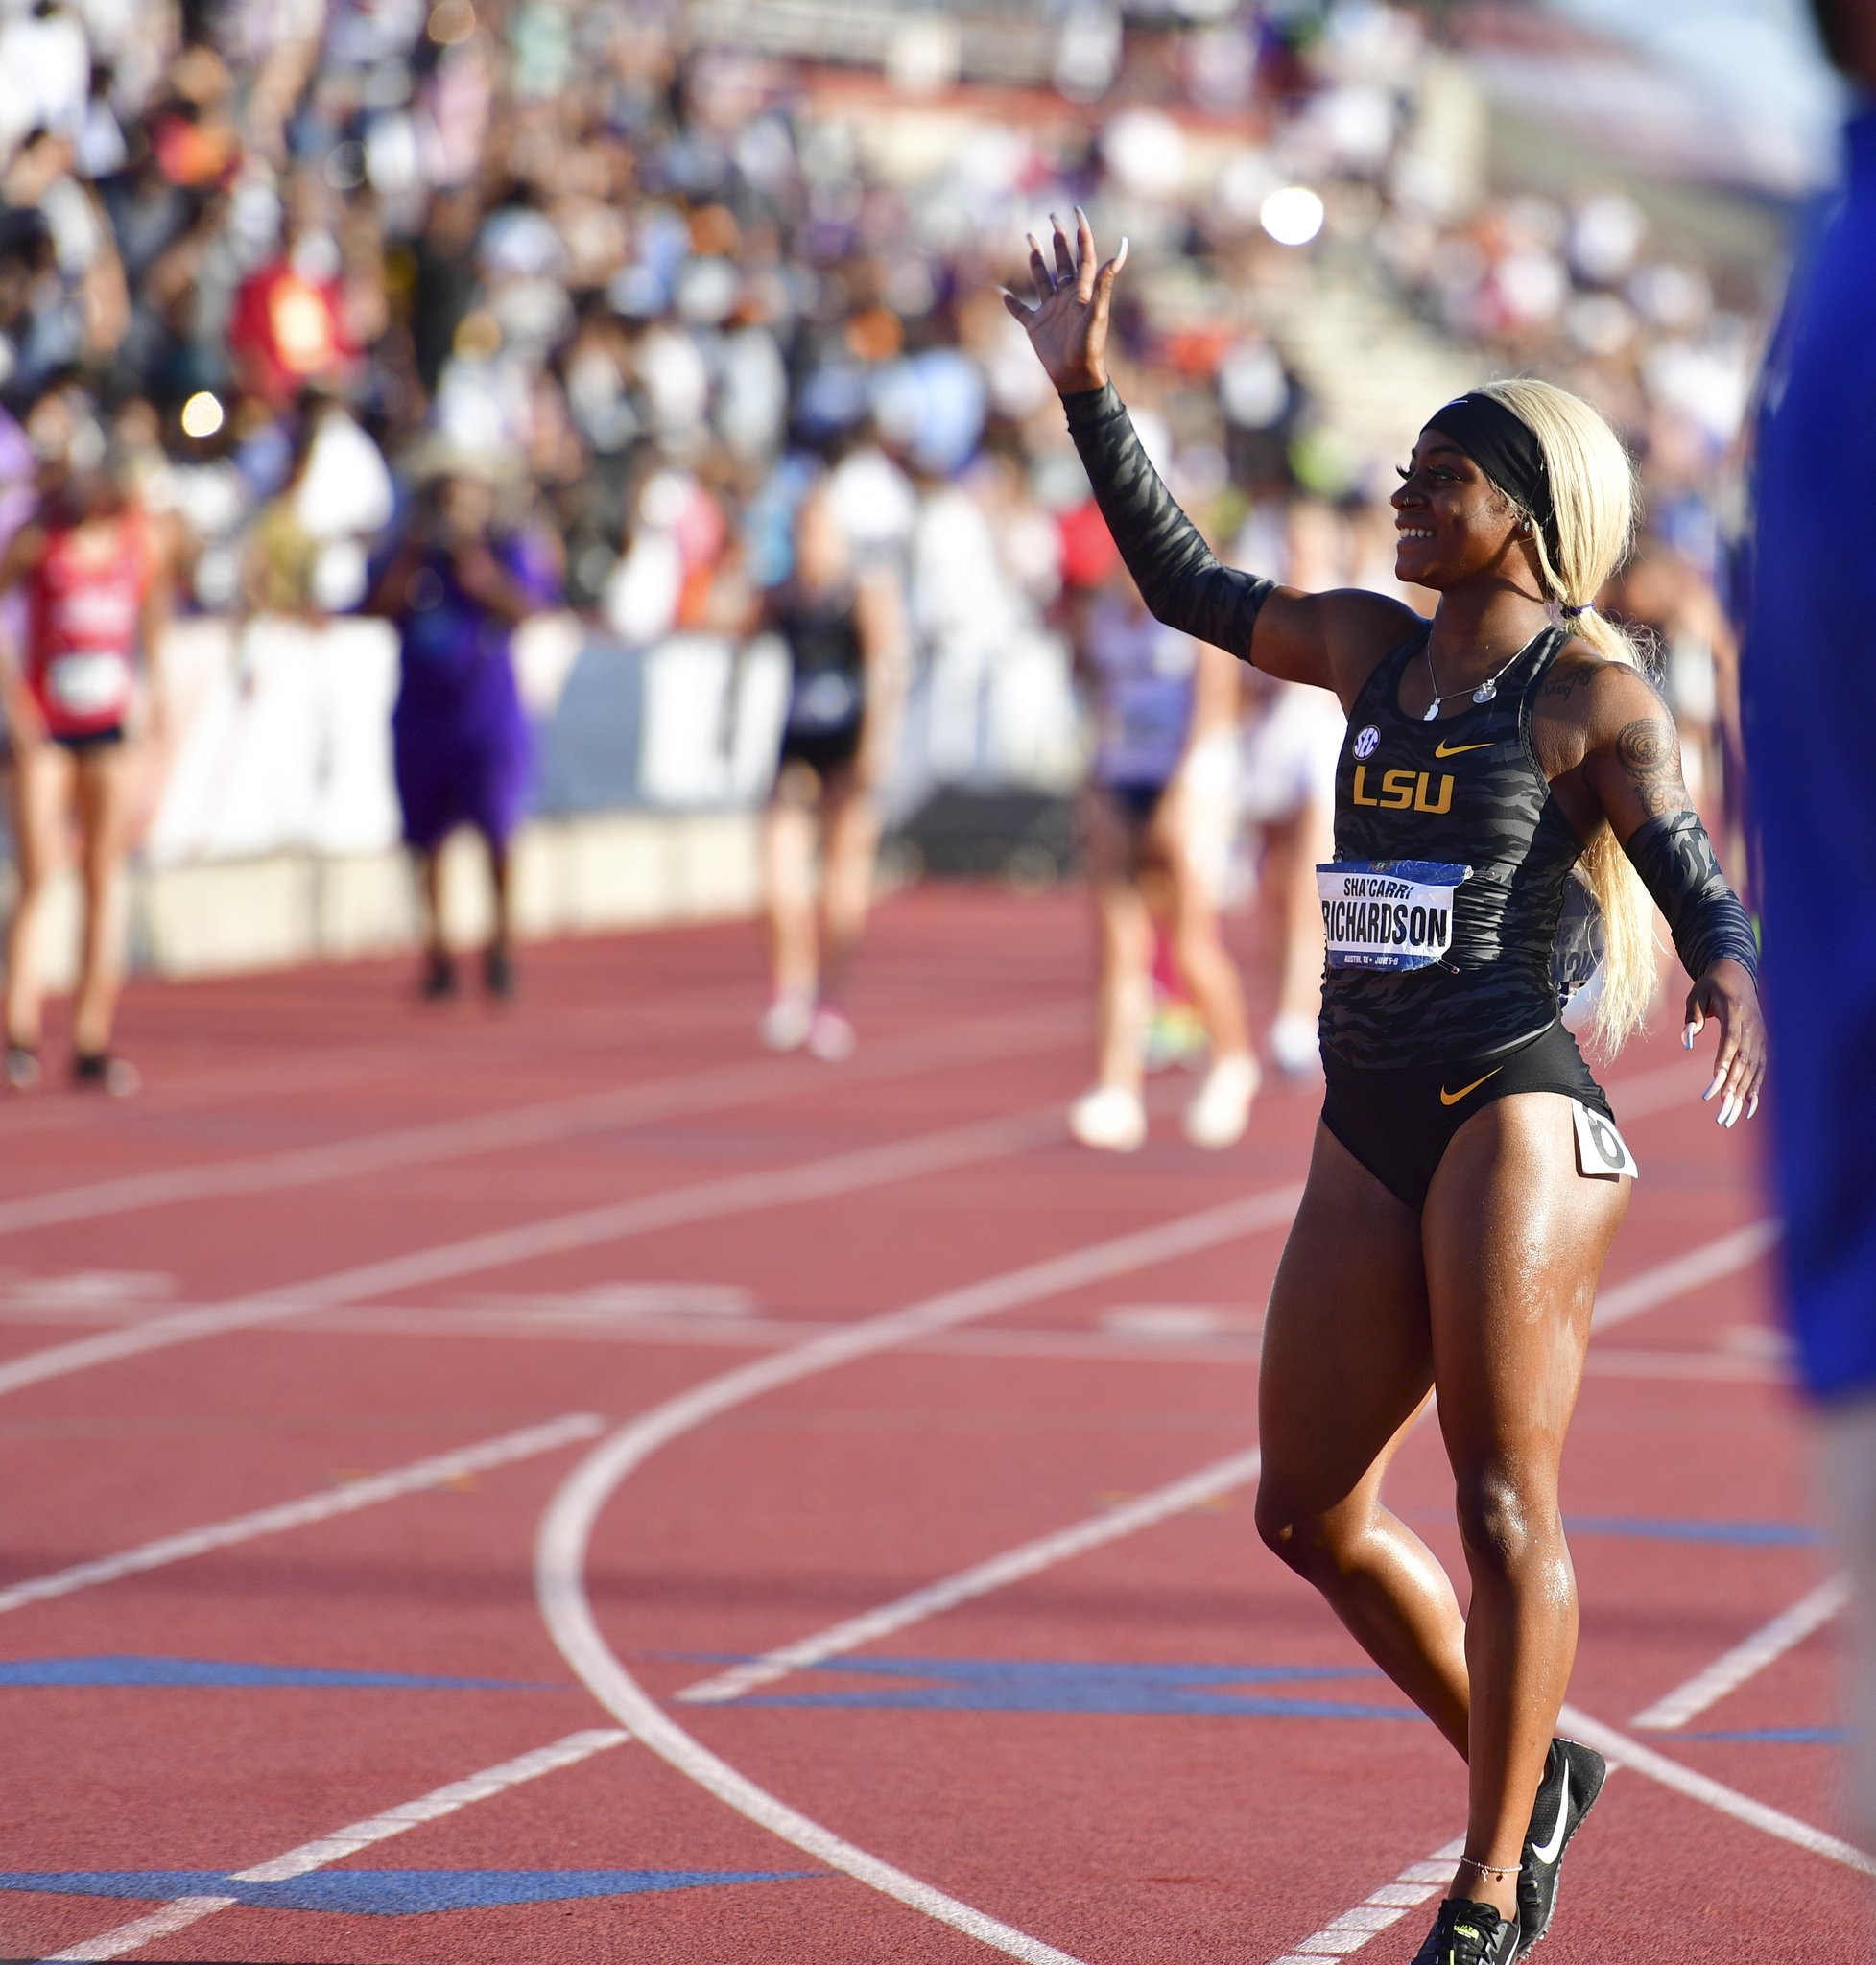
[1257,1121,1434,1536]
[1423,1092,1631,1498]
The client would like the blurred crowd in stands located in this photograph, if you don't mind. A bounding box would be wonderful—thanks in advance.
[0,0,1769,814]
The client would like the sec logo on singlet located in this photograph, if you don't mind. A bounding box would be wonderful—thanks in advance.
[1353,725,1380,760]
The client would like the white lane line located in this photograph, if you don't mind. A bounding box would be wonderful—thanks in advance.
[1592,1219,1779,1333]
[0,1412,605,1617]
[1258,1689,1876,1964]
[1265,1839,1460,1962]
[40,1727,629,1962]
[677,1446,1265,1705]
[1629,1575,1854,1732]
[0,1101,1066,1403]
[0,1002,1073,1238]
[1556,1702,1875,1875]
[537,1182,1306,1965]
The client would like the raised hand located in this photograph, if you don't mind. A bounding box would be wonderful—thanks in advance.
[1001,207,1128,397]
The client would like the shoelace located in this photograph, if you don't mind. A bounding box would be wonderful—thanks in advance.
[1434,1904,1508,1965]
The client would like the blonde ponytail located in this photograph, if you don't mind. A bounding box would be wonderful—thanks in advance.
[1476,378,1658,1054]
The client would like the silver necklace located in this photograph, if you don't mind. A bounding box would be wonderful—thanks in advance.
[1421,633,1535,722]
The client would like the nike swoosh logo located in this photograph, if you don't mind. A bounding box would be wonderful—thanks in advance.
[1433,739,1493,758]
[1438,1068,1502,1106]
[1531,1763,1570,1865]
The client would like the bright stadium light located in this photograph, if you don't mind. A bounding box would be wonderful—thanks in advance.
[180,391,225,439]
[1259,185,1325,248]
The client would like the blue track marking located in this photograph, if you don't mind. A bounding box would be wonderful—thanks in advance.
[0,1870,815,1913]
[1562,1515,1824,1548]
[714,1655,1419,1718]
[1677,1727,1850,1745]
[0,1656,550,1690]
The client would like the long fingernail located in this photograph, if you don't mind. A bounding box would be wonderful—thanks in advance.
[1075,204,1088,223]
[1724,1103,1741,1129]
[1702,1077,1722,1101]
[1682,1025,1696,1051]
[1747,1094,1760,1119]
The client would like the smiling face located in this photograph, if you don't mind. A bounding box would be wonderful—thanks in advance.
[1389,431,1529,591]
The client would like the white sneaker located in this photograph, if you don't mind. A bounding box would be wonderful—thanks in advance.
[1269,1012,1320,1079]
[1068,1083,1147,1152]
[759,991,814,1052]
[1183,1053,1260,1148]
[805,1006,857,1061]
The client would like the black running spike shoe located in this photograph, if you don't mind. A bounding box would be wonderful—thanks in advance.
[1517,1735,1608,1954]
[1409,1898,1519,1965]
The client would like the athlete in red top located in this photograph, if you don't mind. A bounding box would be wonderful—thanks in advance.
[0,445,171,1092]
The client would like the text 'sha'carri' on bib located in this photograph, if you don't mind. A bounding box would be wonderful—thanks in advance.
[1317,860,1472,972]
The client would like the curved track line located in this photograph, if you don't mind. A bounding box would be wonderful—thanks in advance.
[0,1002,1073,1237]
[0,1412,603,1617]
[535,1185,1303,1963]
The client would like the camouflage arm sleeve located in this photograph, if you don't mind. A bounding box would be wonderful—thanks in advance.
[1624,809,1760,982]
[1061,382,1272,664]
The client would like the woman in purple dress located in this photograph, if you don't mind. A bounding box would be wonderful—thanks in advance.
[367,465,558,999]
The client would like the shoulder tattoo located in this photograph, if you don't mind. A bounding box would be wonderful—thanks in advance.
[1537,661,1598,705]
[1614,715,1692,819]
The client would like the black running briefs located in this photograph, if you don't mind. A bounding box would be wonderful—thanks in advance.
[1321,1019,1615,1212]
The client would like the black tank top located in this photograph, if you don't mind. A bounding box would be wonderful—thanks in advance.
[775,580,865,735]
[1320,624,1587,1069]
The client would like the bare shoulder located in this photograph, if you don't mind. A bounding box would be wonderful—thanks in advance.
[1254,583,1424,704]
[1536,641,1671,733]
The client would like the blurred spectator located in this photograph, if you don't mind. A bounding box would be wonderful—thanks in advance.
[364,455,559,1002]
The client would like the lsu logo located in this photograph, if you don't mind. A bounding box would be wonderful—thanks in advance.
[1351,766,1454,815]
[1352,724,1380,760]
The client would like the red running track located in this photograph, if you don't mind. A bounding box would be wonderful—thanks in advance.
[0,886,1864,1965]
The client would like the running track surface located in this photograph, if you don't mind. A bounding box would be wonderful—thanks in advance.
[0,886,1864,1965]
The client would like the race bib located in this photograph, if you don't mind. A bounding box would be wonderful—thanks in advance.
[787,668,862,734]
[1317,859,1470,972]
[44,650,132,719]
[1573,1101,1640,1180]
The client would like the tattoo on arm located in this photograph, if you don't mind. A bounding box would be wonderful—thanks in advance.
[1614,716,1692,819]
[1537,663,1596,705]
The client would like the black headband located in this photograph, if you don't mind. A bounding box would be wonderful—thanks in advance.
[1423,393,1559,567]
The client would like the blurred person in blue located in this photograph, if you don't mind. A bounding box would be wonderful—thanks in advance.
[756,479,905,1062]
[1744,0,1876,1864]
[1067,564,1258,1152]
[365,455,558,1003]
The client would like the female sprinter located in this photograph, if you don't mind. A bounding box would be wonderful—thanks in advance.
[1069,561,1258,1150]
[1007,213,1764,1961]
[756,481,905,1062]
[0,442,170,1094]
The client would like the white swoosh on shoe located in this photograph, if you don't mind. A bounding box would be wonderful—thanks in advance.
[1531,1762,1570,1865]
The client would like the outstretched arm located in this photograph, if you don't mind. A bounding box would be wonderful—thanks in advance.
[1002,211,1416,698]
[1579,665,1765,1125]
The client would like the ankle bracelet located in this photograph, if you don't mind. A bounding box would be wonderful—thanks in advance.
[1456,1855,1520,1882]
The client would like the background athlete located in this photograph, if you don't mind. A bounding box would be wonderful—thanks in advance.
[1068,560,1258,1152]
[0,437,170,1094]
[1007,211,1765,1963]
